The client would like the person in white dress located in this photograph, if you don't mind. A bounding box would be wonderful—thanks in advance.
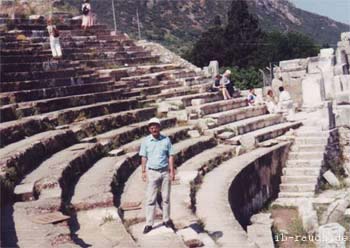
[81,0,94,30]
[47,19,62,58]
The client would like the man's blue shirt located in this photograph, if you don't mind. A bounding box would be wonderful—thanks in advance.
[139,134,175,169]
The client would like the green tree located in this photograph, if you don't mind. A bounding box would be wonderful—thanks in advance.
[223,0,264,67]
[221,67,263,90]
[186,17,226,67]
[260,31,320,65]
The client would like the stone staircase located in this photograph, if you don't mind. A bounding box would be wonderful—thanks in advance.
[278,126,332,199]
[1,14,304,248]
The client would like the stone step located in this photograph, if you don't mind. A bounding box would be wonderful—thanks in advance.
[71,107,157,140]
[71,156,127,210]
[0,73,110,92]
[0,117,54,148]
[14,89,132,118]
[95,117,177,148]
[0,129,77,183]
[120,69,193,83]
[72,56,160,69]
[0,67,88,82]
[1,102,149,148]
[0,130,77,201]
[278,192,315,198]
[75,208,137,247]
[279,183,316,192]
[206,105,268,127]
[294,137,329,145]
[35,98,139,126]
[0,60,82,73]
[130,85,163,96]
[210,114,282,139]
[149,87,200,101]
[120,126,191,154]
[12,199,76,247]
[281,175,318,184]
[295,131,329,137]
[164,92,222,108]
[129,222,186,248]
[282,167,320,177]
[189,97,248,117]
[171,145,235,228]
[288,151,325,160]
[290,144,326,152]
[16,142,103,202]
[286,159,324,168]
[3,97,138,127]
[0,80,115,105]
[228,121,302,145]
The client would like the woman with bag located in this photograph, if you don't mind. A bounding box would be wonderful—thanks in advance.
[81,0,94,30]
[47,19,62,59]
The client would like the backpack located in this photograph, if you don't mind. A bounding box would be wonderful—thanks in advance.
[82,6,90,15]
[52,27,60,38]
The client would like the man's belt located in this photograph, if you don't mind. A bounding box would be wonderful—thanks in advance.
[148,167,168,172]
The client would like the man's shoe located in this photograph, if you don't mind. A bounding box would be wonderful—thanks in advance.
[143,225,152,234]
[163,220,175,229]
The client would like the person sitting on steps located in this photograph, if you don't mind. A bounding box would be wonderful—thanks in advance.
[220,70,234,100]
[210,74,221,92]
[247,88,257,106]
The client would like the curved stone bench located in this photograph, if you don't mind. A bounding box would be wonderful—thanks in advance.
[0,80,114,105]
[196,142,291,247]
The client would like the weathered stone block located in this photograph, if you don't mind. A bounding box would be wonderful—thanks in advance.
[302,74,325,108]
[336,91,350,104]
[336,105,350,126]
[280,58,308,71]
[188,130,200,138]
[167,110,188,121]
[239,134,256,151]
[318,223,346,248]
[320,48,334,57]
[344,208,350,218]
[340,32,350,41]
[323,170,340,187]
[191,98,205,106]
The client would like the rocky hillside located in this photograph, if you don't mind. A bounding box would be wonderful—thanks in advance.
[63,0,349,54]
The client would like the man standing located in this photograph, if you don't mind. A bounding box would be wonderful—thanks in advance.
[139,117,175,234]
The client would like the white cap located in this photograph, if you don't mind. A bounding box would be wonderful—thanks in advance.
[148,117,161,126]
[225,69,231,75]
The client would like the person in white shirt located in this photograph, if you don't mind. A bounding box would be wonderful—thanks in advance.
[278,86,294,118]
[82,0,94,30]
[47,19,62,58]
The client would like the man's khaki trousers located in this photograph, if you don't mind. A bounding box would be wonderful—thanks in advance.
[145,169,170,226]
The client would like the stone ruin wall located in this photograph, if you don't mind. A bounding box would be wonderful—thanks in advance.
[272,32,350,111]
